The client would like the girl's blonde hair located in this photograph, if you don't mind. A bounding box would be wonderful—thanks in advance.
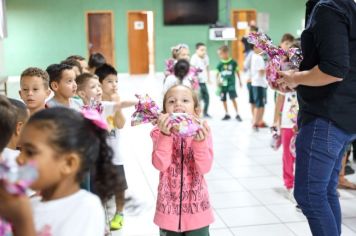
[171,44,189,59]
[162,84,200,113]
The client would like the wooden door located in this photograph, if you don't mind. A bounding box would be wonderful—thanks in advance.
[128,12,149,75]
[231,10,257,68]
[86,12,115,66]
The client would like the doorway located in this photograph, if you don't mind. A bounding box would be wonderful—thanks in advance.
[231,10,257,68]
[86,11,115,66]
[127,11,154,75]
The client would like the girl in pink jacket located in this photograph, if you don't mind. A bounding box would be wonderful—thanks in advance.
[151,84,214,236]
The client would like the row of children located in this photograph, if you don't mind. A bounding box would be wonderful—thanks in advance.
[0,51,216,236]
[0,54,132,234]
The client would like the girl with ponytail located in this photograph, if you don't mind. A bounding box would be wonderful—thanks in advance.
[0,107,120,236]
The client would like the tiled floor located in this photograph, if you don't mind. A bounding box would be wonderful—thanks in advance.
[6,73,356,236]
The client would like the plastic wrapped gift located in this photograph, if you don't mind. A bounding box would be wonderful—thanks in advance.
[0,161,38,236]
[131,95,201,137]
[247,32,303,87]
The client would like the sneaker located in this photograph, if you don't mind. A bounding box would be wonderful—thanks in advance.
[222,114,231,120]
[110,213,124,231]
[257,122,269,128]
[204,114,212,119]
[287,188,296,203]
[235,114,242,122]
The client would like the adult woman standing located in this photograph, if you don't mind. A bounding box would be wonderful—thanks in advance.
[277,0,356,235]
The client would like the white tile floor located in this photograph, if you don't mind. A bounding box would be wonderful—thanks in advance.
[6,73,356,236]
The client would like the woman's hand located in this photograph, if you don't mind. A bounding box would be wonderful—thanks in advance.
[276,70,298,91]
[157,113,172,136]
[194,121,210,142]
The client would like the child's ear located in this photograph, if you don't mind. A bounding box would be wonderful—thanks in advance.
[16,121,25,136]
[195,106,202,117]
[46,89,51,98]
[61,153,80,176]
[51,82,59,92]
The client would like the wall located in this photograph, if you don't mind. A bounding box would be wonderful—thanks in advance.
[3,0,306,75]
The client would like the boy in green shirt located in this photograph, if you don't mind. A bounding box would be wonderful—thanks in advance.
[216,45,243,121]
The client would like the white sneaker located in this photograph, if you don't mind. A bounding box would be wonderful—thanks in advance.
[287,188,296,203]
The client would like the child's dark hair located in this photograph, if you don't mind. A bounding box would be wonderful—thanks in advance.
[174,59,190,81]
[61,59,83,74]
[195,42,205,49]
[46,63,73,90]
[76,73,99,91]
[0,95,17,152]
[89,53,106,69]
[162,85,200,113]
[66,55,86,61]
[219,45,229,53]
[9,98,29,123]
[95,63,117,83]
[28,107,120,201]
[21,67,50,89]
[281,33,295,43]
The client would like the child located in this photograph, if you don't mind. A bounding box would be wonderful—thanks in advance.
[89,53,106,74]
[0,107,121,236]
[95,64,133,231]
[66,55,89,73]
[163,59,192,93]
[0,95,17,162]
[216,45,243,121]
[281,92,298,196]
[46,63,82,110]
[19,67,51,115]
[191,42,211,118]
[152,84,214,235]
[1,99,29,171]
[61,58,83,77]
[272,33,295,128]
[250,45,268,130]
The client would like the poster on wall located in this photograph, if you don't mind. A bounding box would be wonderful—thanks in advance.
[134,21,144,30]
[0,0,7,39]
[257,12,269,33]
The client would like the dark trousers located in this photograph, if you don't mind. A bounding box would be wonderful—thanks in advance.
[160,226,209,236]
[294,118,356,236]
[199,83,210,115]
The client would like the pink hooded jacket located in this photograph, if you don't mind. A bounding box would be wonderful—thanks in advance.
[151,127,214,232]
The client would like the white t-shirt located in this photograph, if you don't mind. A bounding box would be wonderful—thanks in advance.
[46,97,82,111]
[163,75,192,94]
[101,101,123,165]
[251,53,268,88]
[32,190,105,236]
[1,148,20,172]
[190,53,210,83]
[281,92,299,129]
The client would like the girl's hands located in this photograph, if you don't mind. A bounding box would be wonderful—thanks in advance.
[157,113,172,136]
[0,185,32,223]
[194,121,210,142]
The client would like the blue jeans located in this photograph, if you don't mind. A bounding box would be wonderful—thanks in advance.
[294,118,356,236]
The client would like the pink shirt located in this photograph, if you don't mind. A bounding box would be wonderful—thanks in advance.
[151,127,214,232]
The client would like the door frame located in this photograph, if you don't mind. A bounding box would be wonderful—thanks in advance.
[127,10,155,74]
[85,10,116,66]
[230,9,257,68]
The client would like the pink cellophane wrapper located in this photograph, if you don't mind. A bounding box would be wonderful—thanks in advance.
[0,161,38,236]
[131,95,201,137]
[247,32,303,87]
